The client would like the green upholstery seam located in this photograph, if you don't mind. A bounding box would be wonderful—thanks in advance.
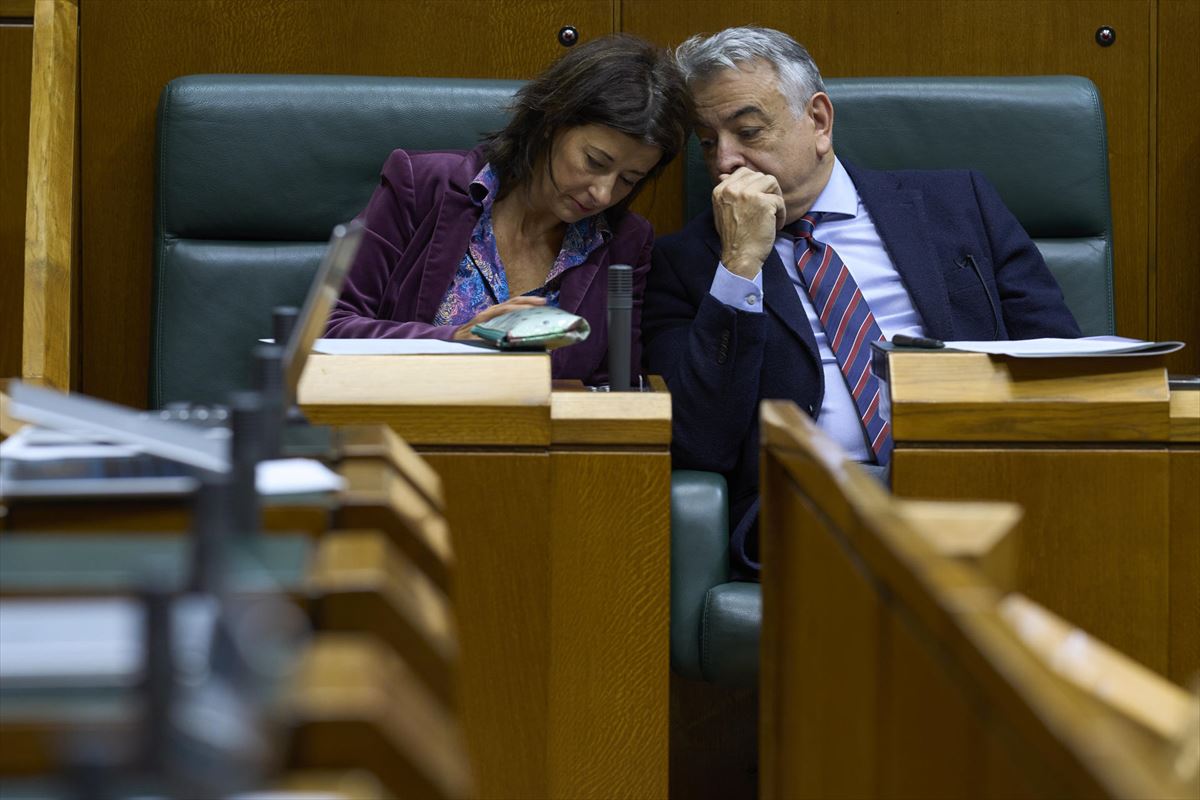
[700,587,716,678]
[153,85,171,407]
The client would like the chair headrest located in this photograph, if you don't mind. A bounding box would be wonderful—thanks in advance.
[156,74,523,241]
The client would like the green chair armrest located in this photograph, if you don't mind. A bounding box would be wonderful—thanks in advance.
[670,470,730,680]
[700,582,761,687]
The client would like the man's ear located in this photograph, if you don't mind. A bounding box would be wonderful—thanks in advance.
[809,92,834,156]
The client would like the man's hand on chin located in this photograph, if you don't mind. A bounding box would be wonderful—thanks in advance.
[712,166,787,280]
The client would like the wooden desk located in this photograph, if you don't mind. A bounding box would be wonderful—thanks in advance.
[759,401,1196,800]
[300,353,671,800]
[880,351,1199,684]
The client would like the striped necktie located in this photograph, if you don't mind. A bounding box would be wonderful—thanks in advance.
[792,212,892,465]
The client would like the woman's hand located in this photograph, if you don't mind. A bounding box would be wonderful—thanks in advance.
[452,295,548,340]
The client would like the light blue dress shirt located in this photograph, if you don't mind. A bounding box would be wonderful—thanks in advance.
[709,157,927,461]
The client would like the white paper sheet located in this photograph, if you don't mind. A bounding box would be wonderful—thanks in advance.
[942,336,1185,358]
[256,458,345,495]
[0,426,146,460]
[310,338,501,355]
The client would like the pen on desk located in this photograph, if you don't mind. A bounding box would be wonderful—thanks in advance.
[891,334,945,349]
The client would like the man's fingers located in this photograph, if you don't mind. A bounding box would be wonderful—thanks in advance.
[714,170,782,206]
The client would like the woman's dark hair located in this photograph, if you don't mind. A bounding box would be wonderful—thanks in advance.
[481,34,690,216]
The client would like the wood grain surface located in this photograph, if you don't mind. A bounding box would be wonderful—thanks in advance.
[1156,0,1200,374]
[308,528,458,708]
[286,634,473,799]
[300,355,554,446]
[419,451,554,800]
[0,0,34,15]
[998,594,1195,741]
[335,424,444,509]
[1168,448,1199,684]
[759,467,882,800]
[886,352,1172,442]
[22,0,76,390]
[77,0,615,408]
[876,602,976,799]
[759,400,1193,799]
[895,499,1021,591]
[547,449,670,798]
[549,382,672,445]
[336,459,455,589]
[0,24,32,382]
[894,447,1173,676]
[1170,389,1200,442]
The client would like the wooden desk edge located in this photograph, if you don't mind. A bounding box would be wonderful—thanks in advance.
[1169,390,1200,442]
[549,378,672,446]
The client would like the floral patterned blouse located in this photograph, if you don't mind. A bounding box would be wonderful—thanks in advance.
[432,163,610,326]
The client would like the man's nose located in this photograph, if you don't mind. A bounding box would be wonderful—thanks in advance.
[714,139,745,174]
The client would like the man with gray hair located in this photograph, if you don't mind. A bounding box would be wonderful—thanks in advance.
[642,26,1079,579]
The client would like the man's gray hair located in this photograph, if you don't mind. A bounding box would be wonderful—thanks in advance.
[674,26,826,119]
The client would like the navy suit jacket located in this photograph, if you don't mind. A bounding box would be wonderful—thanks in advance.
[643,160,1081,578]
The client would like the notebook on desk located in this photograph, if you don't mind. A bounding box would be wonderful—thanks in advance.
[0,221,364,500]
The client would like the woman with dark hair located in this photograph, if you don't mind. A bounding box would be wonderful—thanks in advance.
[325,35,689,384]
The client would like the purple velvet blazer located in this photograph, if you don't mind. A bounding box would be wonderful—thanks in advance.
[325,146,654,385]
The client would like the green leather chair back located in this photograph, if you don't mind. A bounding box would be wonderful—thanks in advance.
[684,76,1115,336]
[152,75,522,407]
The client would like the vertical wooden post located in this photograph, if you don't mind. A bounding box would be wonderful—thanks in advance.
[22,0,78,390]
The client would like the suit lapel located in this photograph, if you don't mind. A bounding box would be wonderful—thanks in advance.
[762,249,820,359]
[846,163,955,339]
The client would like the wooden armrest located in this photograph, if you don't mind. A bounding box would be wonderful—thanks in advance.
[999,593,1196,743]
[895,499,1021,590]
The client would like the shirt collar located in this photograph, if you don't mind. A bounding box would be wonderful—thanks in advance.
[469,161,611,242]
[468,162,501,207]
[807,156,857,219]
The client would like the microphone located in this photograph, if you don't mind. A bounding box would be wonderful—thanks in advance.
[607,264,633,391]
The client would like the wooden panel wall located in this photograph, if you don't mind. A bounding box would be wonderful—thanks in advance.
[1156,1,1200,374]
[625,0,1154,341]
[0,17,33,381]
[77,0,617,408]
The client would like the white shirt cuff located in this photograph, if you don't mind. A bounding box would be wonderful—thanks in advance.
[710,264,764,312]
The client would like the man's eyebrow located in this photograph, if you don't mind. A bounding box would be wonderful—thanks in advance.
[722,105,765,124]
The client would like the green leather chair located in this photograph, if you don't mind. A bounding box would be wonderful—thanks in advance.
[670,75,1115,687]
[152,75,521,407]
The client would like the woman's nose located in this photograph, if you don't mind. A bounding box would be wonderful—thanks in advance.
[589,176,615,207]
